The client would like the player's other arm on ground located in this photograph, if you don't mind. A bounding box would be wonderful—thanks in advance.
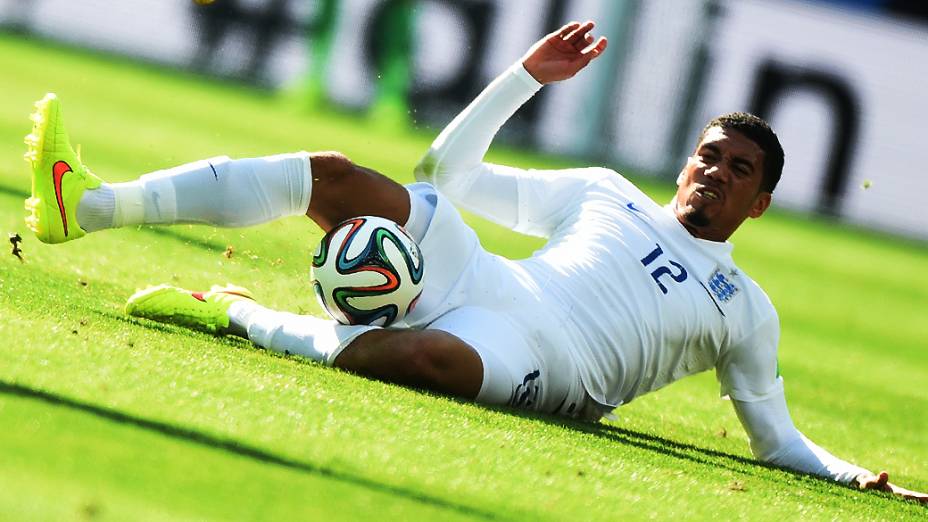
[716,309,928,503]
[734,384,928,502]
[718,314,872,484]
[724,315,928,502]
[415,22,608,236]
[725,320,928,503]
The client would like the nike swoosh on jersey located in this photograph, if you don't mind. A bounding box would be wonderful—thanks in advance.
[52,160,73,237]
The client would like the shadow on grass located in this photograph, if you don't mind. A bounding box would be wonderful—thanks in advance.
[94,310,287,354]
[96,310,194,337]
[97,310,245,344]
[465,401,920,509]
[0,380,496,520]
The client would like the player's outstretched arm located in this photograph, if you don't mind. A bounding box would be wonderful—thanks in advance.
[521,20,608,84]
[732,394,927,504]
[721,317,926,503]
[415,21,608,235]
[418,20,608,184]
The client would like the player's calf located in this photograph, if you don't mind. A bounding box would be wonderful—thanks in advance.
[334,329,483,399]
[23,95,415,242]
[23,94,318,238]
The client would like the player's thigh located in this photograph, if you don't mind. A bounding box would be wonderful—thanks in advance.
[307,151,410,231]
[427,306,584,415]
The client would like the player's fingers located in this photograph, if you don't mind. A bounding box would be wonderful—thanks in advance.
[564,20,595,45]
[887,483,928,503]
[571,32,595,51]
[860,471,892,492]
[554,21,581,39]
[581,36,608,58]
[876,471,890,489]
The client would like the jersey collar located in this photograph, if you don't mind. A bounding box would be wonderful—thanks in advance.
[661,202,735,259]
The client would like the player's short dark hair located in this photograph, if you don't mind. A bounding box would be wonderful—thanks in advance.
[697,112,784,193]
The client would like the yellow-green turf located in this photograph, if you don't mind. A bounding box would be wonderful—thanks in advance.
[0,34,925,521]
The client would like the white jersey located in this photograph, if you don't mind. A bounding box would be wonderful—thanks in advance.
[514,169,780,408]
[410,61,869,484]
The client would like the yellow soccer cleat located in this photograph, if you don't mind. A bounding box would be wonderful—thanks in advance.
[125,284,255,334]
[24,93,103,244]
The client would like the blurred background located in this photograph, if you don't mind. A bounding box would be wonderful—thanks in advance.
[1,0,925,242]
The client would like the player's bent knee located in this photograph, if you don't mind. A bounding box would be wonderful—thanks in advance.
[306,151,411,232]
[309,151,355,183]
[307,151,360,228]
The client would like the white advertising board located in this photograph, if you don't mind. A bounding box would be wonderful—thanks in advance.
[1,0,925,240]
[695,0,928,239]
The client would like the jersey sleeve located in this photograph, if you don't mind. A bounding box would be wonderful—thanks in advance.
[732,390,871,484]
[414,61,605,238]
[716,310,783,402]
[723,305,870,484]
[451,164,610,238]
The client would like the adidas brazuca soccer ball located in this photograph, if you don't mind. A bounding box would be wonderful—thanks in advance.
[311,216,424,327]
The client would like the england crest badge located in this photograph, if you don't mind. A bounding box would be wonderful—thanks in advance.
[708,269,739,303]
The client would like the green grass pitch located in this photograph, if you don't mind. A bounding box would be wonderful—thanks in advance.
[0,34,926,521]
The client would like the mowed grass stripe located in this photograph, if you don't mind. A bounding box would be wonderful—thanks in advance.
[0,391,487,522]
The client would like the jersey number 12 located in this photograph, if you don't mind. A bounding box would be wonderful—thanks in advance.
[641,244,688,295]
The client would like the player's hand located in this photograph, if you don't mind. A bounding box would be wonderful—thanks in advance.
[522,21,608,84]
[854,471,928,504]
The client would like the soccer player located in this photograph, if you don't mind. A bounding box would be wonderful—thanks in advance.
[24,21,925,503]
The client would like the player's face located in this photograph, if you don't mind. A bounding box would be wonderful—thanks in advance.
[674,127,772,242]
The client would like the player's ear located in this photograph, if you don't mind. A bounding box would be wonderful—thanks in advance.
[748,191,772,219]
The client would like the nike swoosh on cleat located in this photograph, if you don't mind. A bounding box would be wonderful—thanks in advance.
[52,160,73,237]
[191,292,207,302]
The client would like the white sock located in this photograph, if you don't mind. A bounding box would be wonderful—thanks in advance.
[75,184,116,232]
[76,152,312,231]
[227,300,376,365]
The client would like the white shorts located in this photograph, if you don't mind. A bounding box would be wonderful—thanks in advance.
[402,183,604,421]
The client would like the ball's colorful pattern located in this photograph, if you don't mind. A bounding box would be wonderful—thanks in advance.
[312,216,424,326]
